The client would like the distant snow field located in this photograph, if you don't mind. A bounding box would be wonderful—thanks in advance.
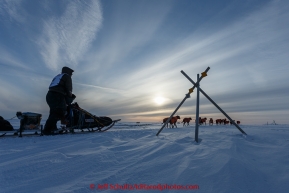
[1,121,289,193]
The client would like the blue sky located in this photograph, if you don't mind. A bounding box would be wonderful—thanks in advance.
[0,0,288,124]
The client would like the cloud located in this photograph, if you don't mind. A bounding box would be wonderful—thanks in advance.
[133,0,289,90]
[75,82,125,93]
[89,0,288,97]
[1,0,288,124]
[93,0,289,122]
[0,46,31,70]
[0,0,26,23]
[38,0,103,71]
[79,0,173,75]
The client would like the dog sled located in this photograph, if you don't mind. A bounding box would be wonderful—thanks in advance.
[0,102,121,137]
[0,112,42,137]
[64,102,121,133]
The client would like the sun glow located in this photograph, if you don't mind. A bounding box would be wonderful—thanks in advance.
[154,96,165,105]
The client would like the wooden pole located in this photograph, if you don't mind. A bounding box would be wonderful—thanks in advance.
[195,74,200,142]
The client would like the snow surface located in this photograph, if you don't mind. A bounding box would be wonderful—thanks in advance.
[1,120,289,193]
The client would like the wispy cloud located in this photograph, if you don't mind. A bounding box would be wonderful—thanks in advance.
[0,0,288,124]
[78,0,289,122]
[0,0,25,23]
[0,46,31,70]
[38,0,103,71]
[79,1,173,75]
[75,82,124,93]
[123,0,289,91]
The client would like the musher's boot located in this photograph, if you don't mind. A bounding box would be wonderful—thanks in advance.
[42,129,54,135]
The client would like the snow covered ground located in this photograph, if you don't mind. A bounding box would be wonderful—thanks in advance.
[1,120,289,193]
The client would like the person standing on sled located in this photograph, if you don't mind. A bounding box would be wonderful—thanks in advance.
[43,66,76,135]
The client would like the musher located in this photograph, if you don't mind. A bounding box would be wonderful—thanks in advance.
[43,66,76,135]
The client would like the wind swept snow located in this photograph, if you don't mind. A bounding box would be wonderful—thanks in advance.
[1,122,289,193]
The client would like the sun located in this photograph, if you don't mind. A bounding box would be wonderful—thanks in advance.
[154,96,165,105]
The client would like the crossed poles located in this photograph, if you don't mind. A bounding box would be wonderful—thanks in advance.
[156,67,247,142]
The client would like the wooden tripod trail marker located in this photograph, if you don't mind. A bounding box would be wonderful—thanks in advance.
[156,67,247,141]
[156,67,210,136]
[181,70,247,136]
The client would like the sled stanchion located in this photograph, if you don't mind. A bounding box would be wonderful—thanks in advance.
[19,116,26,137]
[40,125,43,136]
[181,71,247,135]
[195,74,200,143]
